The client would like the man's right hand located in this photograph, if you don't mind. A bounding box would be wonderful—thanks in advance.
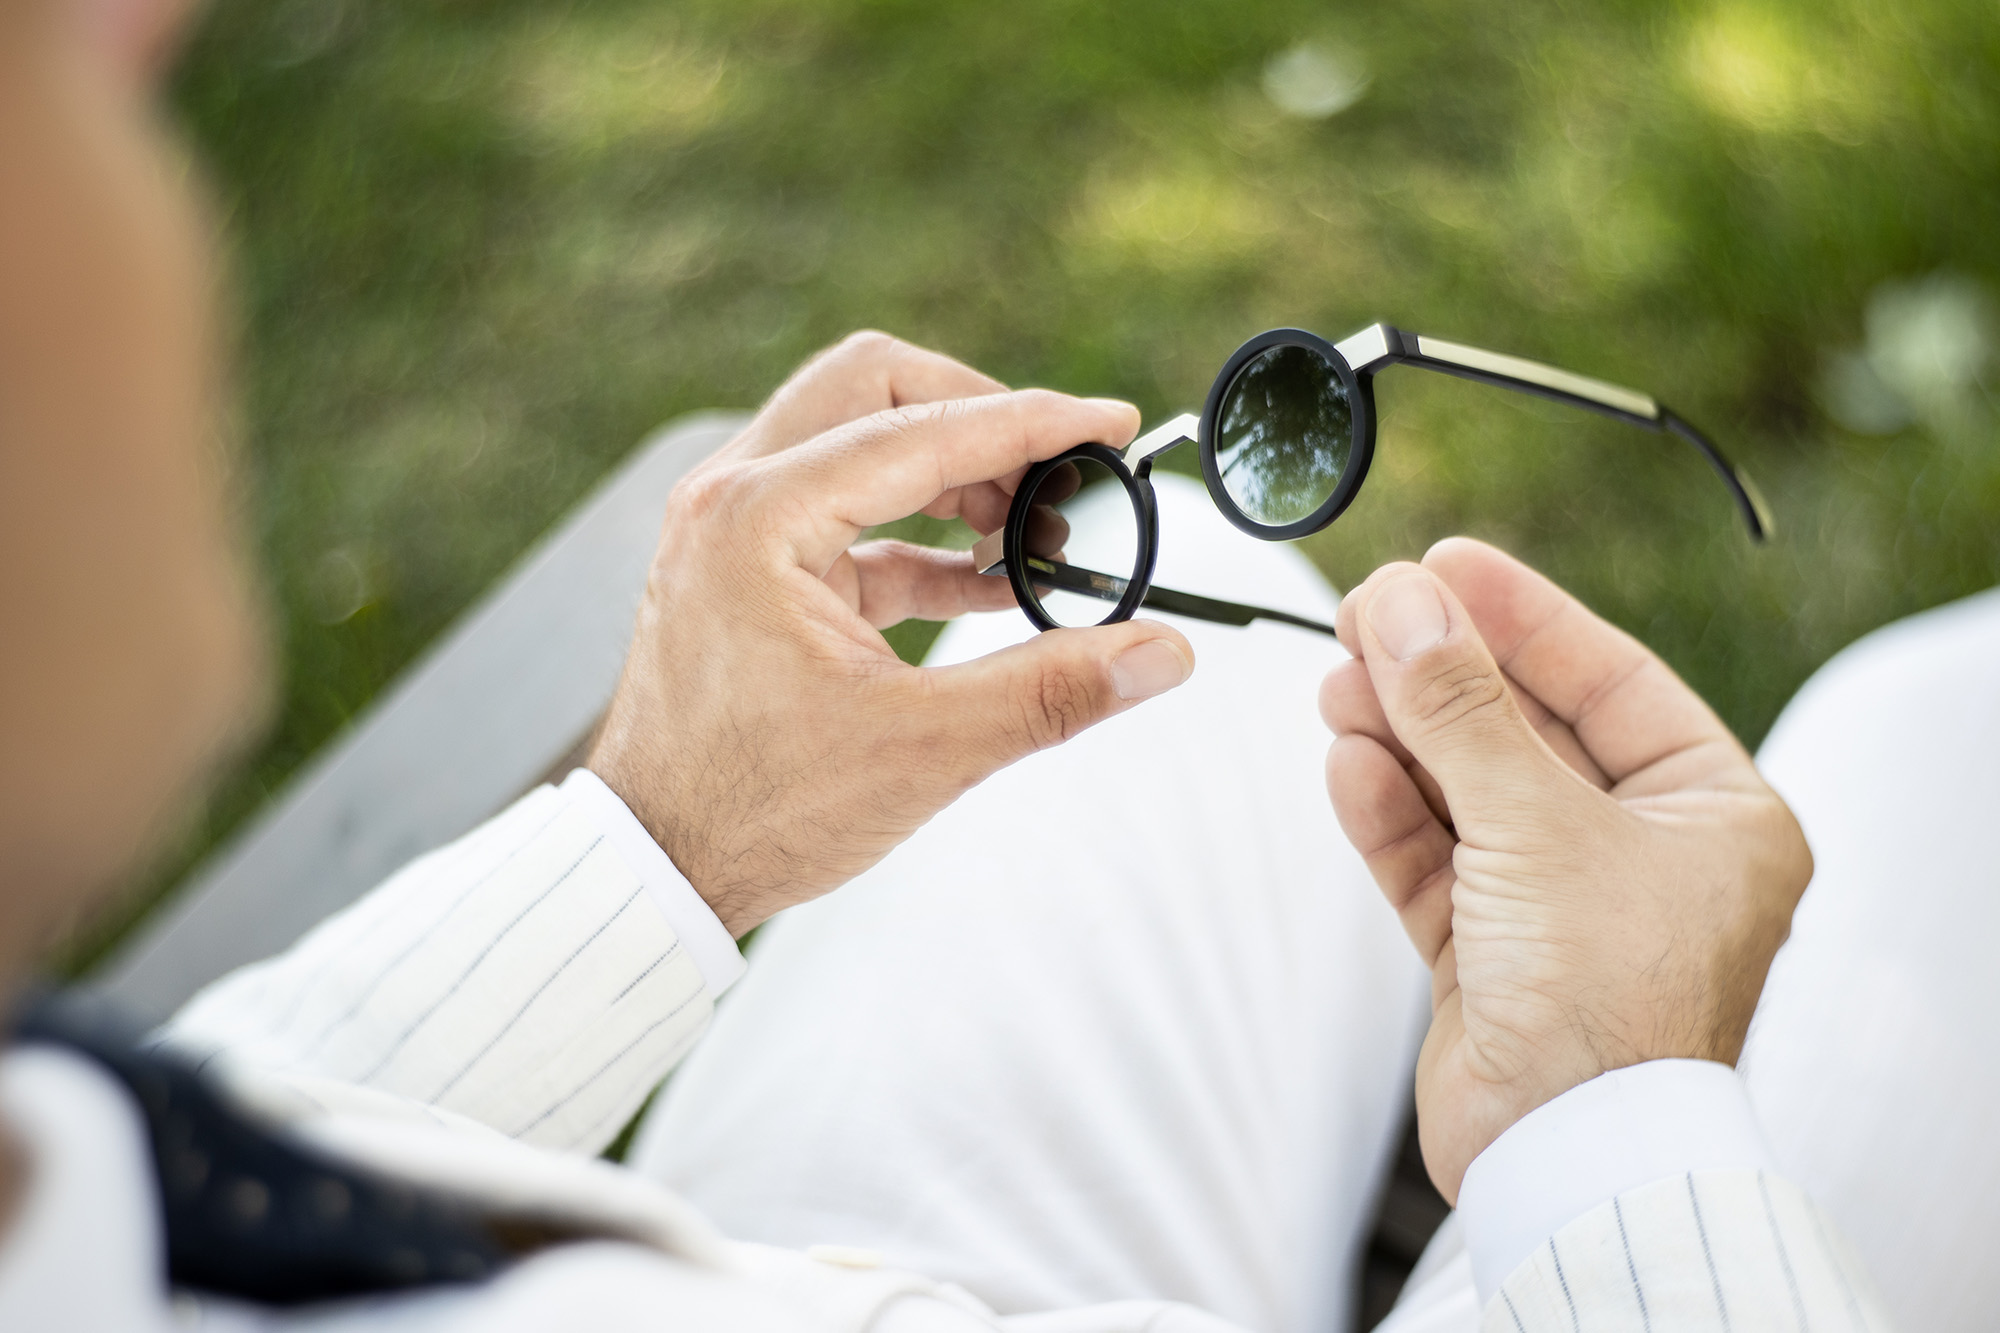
[588,332,1194,940]
[1319,539,1810,1203]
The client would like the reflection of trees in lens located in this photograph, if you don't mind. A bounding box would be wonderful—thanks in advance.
[1215,346,1351,524]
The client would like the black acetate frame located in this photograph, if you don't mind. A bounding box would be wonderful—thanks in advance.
[985,441,1340,635]
[978,322,1771,636]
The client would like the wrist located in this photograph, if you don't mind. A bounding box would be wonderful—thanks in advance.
[1418,1017,1615,1204]
[583,701,814,939]
[583,721,744,934]
[1433,949,1768,1196]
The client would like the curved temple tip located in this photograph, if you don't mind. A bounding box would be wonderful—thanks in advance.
[1735,466,1775,543]
[1659,409,1772,543]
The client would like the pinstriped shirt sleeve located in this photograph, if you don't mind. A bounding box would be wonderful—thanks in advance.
[1457,1061,1783,1302]
[1485,1169,1894,1332]
[161,772,744,1156]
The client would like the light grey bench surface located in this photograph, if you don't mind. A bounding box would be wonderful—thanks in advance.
[92,412,749,1022]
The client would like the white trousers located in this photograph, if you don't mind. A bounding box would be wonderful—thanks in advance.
[1736,585,2000,1333]
[631,474,1429,1333]
[632,473,2000,1333]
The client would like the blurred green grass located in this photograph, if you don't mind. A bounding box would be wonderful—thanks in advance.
[75,0,2000,963]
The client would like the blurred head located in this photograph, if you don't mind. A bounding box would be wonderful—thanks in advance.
[0,0,266,992]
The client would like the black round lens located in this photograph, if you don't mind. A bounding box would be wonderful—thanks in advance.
[1214,343,1353,527]
[1017,454,1142,629]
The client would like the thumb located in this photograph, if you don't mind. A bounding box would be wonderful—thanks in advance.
[1348,565,1567,823]
[925,620,1194,775]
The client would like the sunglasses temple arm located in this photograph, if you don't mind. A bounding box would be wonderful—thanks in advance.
[1349,325,1772,541]
[974,538,1338,637]
[1137,583,1340,638]
[1013,557,1341,637]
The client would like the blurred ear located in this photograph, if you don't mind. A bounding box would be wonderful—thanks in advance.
[76,0,206,90]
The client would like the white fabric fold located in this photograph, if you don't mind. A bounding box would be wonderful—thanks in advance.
[563,768,745,997]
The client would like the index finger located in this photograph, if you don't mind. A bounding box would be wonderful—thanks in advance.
[756,389,1140,572]
[725,331,1010,461]
[1416,537,1743,785]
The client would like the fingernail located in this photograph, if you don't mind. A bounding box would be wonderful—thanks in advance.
[1367,573,1449,661]
[1112,639,1191,700]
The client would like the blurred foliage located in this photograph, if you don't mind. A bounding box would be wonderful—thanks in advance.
[74,0,2000,964]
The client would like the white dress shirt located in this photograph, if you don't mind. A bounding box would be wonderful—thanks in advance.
[5,736,1892,1332]
[1,771,1241,1331]
[172,764,1891,1331]
[166,770,739,1156]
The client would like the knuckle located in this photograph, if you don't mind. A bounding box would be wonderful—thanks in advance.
[667,463,751,528]
[1406,657,1511,736]
[863,396,952,442]
[1025,660,1097,747]
[875,401,932,434]
[1011,387,1067,424]
[835,328,900,362]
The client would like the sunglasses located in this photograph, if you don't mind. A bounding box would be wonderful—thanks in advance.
[973,324,1771,636]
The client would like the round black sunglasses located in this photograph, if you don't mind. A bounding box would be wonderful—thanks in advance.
[973,323,1771,636]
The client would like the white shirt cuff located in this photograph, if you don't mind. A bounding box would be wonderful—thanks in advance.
[1457,1058,1778,1305]
[559,768,747,997]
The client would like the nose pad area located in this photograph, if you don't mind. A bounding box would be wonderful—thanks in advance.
[1124,412,1202,477]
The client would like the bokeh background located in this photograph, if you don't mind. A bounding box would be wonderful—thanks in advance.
[76,0,1999,963]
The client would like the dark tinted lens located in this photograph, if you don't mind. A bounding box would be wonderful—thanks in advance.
[1019,455,1140,629]
[1214,344,1353,527]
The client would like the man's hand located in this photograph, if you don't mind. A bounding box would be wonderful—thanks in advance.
[588,332,1194,937]
[1319,538,1809,1203]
